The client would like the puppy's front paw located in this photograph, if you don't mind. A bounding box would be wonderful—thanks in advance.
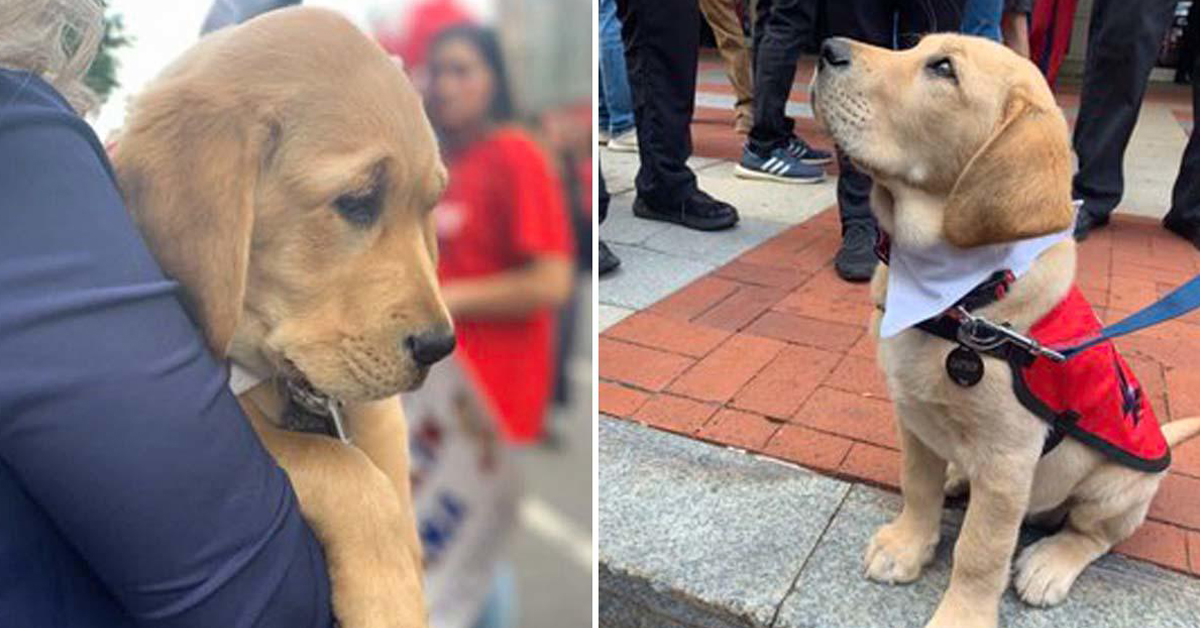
[1012,536,1083,607]
[864,521,938,584]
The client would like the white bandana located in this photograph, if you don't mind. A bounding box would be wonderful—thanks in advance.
[227,361,266,395]
[879,207,1078,338]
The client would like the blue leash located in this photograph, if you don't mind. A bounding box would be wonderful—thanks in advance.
[1057,273,1200,359]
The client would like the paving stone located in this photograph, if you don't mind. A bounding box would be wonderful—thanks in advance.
[762,424,855,473]
[1114,519,1191,573]
[605,311,732,358]
[695,408,779,452]
[631,394,720,435]
[669,334,785,403]
[746,311,864,353]
[731,345,843,419]
[1149,473,1200,530]
[647,276,741,321]
[599,382,650,419]
[599,337,694,392]
[775,486,1200,628]
[792,387,898,450]
[694,284,788,331]
[599,244,715,310]
[598,418,852,628]
[837,443,901,490]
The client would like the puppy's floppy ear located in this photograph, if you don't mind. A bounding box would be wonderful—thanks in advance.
[114,80,272,357]
[942,87,1074,248]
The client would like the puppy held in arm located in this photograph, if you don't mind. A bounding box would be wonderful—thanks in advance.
[114,8,451,628]
[812,34,1200,628]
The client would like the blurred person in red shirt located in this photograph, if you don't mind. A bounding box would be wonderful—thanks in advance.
[425,26,575,445]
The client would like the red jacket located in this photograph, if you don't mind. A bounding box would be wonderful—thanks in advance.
[1014,286,1169,471]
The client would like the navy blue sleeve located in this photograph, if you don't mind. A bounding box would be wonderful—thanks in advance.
[0,72,333,628]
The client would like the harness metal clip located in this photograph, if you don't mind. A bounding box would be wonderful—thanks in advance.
[952,307,1067,363]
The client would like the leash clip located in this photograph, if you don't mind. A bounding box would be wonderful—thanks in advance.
[952,307,1067,362]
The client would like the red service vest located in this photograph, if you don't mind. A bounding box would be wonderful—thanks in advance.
[1011,286,1169,472]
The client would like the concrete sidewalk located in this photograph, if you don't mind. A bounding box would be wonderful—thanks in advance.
[598,54,1200,626]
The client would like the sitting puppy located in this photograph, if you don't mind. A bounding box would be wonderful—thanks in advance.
[113,8,450,628]
[812,34,1200,628]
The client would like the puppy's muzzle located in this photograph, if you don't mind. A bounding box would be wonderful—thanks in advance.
[819,37,853,71]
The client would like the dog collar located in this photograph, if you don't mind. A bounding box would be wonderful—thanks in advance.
[226,360,350,444]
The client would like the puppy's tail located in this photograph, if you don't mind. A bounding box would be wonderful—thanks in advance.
[1164,417,1200,448]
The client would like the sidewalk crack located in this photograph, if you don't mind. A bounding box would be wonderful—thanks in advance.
[767,485,854,628]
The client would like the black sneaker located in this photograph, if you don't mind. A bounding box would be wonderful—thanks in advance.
[633,190,739,231]
[835,222,878,282]
[1073,209,1110,241]
[785,136,834,166]
[599,240,621,276]
[1164,214,1200,252]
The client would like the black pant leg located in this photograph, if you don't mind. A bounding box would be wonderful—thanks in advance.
[617,0,700,205]
[1071,0,1175,219]
[599,161,610,224]
[895,0,965,46]
[824,0,896,230]
[747,0,819,155]
[1168,46,1200,226]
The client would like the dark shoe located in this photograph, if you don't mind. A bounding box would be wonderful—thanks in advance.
[599,240,621,276]
[1163,214,1200,251]
[632,190,739,231]
[835,222,878,282]
[1073,209,1110,241]
[785,136,834,166]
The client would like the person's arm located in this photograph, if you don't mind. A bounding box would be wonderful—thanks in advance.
[0,86,331,628]
[441,255,573,318]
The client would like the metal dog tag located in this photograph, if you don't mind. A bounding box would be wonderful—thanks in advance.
[946,345,984,387]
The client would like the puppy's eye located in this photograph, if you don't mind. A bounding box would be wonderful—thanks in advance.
[926,57,956,81]
[334,191,380,227]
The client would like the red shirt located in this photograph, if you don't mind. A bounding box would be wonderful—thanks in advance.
[436,128,573,443]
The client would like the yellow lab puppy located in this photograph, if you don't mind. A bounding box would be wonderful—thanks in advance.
[813,34,1200,628]
[114,8,448,628]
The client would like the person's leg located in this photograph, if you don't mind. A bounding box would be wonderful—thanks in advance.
[1071,0,1175,238]
[746,0,831,159]
[618,0,739,230]
[961,0,1004,41]
[824,0,895,281]
[598,0,635,137]
[598,163,621,275]
[1164,42,1200,250]
[598,72,610,139]
[699,0,755,132]
[1001,3,1031,58]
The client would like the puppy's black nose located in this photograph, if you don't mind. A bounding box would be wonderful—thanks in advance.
[821,38,852,69]
[407,330,456,366]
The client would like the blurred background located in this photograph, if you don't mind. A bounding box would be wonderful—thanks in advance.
[88,2,592,628]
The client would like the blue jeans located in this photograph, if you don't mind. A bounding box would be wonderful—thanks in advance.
[598,0,635,135]
[961,0,1003,41]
